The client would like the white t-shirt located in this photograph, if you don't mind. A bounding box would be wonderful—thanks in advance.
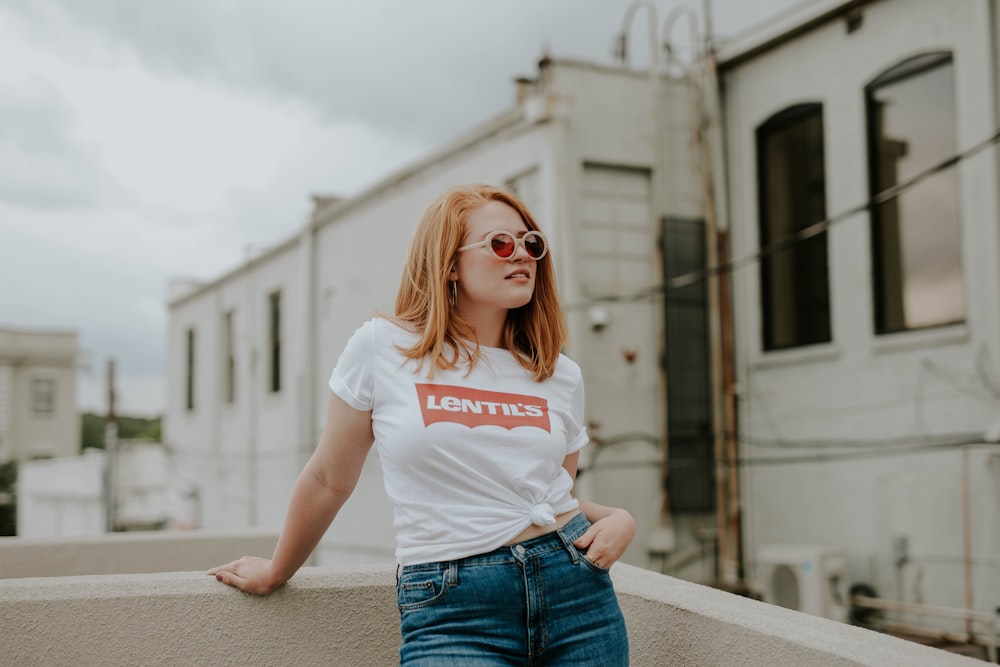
[328,317,588,565]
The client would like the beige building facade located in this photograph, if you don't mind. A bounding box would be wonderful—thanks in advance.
[719,0,1000,627]
[165,57,712,575]
[0,327,79,463]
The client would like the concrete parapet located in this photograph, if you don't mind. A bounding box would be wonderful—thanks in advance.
[0,562,981,666]
[0,529,281,579]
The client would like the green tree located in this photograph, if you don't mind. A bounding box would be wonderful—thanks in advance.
[80,412,162,450]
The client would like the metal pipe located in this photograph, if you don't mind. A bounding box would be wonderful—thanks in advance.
[618,0,671,538]
[617,2,659,69]
[909,552,1000,568]
[664,2,734,586]
[853,595,997,623]
[104,359,118,532]
[662,7,701,74]
[961,446,974,638]
[853,593,999,661]
[245,245,259,528]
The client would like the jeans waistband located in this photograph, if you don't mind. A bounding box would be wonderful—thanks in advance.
[400,511,590,575]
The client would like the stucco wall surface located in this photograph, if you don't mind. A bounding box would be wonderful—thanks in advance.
[611,565,981,666]
[0,563,980,666]
[1,566,399,667]
[0,529,280,579]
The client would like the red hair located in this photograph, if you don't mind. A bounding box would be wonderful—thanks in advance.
[393,184,568,381]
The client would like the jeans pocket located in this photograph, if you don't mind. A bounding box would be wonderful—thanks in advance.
[577,549,613,575]
[397,568,450,611]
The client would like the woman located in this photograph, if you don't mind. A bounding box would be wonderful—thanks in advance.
[210,184,634,665]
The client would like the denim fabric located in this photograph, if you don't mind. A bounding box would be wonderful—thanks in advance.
[396,513,629,666]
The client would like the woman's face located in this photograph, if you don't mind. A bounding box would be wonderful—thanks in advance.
[452,201,538,318]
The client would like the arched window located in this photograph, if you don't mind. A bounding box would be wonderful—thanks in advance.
[756,103,831,350]
[866,52,964,333]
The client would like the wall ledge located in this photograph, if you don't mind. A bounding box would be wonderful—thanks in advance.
[0,563,980,666]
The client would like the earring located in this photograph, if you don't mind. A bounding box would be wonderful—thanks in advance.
[449,281,457,307]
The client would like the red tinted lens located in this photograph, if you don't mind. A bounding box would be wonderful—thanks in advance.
[523,233,545,258]
[489,233,517,258]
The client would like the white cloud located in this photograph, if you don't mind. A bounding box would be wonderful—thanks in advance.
[0,0,801,415]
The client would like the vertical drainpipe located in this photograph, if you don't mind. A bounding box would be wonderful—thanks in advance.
[245,246,259,527]
[211,284,222,517]
[646,16,669,540]
[546,62,585,494]
[990,0,1000,362]
[698,0,740,586]
[304,220,318,472]
[961,446,974,638]
[104,359,118,532]
[619,0,669,536]
[300,215,319,566]
[700,58,728,587]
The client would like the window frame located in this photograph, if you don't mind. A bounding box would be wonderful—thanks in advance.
[865,51,964,334]
[755,102,833,351]
[31,378,56,416]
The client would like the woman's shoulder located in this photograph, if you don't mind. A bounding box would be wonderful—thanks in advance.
[553,352,583,383]
[368,316,418,336]
[359,316,420,350]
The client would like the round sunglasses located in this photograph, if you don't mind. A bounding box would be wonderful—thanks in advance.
[457,230,548,260]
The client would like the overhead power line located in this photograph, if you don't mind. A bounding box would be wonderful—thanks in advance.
[576,438,998,474]
[565,127,1000,310]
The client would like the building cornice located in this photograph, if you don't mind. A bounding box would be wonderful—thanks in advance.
[717,0,876,70]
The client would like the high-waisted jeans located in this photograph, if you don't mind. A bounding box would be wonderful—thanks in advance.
[395,512,629,666]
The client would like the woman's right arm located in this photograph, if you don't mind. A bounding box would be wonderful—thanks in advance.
[208,392,374,594]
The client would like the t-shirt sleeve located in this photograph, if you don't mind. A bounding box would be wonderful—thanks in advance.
[328,319,376,411]
[566,372,589,454]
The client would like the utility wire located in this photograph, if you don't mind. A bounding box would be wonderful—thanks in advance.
[733,431,982,450]
[565,127,1000,309]
[576,438,997,474]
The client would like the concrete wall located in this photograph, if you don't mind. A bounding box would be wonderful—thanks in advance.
[720,0,1000,615]
[0,529,280,579]
[0,563,981,666]
[167,240,305,532]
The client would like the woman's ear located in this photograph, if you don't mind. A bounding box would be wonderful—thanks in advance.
[448,265,458,281]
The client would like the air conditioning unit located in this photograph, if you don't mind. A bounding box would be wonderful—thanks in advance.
[756,544,850,622]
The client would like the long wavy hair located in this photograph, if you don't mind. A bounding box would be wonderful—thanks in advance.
[393,184,568,382]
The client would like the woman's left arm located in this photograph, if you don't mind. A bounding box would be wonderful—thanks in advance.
[563,452,636,568]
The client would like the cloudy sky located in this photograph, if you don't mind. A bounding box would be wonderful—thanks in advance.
[0,0,801,416]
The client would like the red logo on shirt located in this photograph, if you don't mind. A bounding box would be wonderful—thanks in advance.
[415,384,550,432]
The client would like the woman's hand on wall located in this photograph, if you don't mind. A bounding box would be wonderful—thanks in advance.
[208,556,284,595]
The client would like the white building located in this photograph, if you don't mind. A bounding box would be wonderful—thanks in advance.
[17,441,169,538]
[719,0,1000,623]
[166,57,708,571]
[165,0,1000,631]
[0,327,79,463]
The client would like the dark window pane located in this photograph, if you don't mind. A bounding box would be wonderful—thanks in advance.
[868,54,964,332]
[269,292,281,393]
[186,328,195,411]
[224,310,235,404]
[32,379,55,415]
[662,216,714,513]
[756,104,832,350]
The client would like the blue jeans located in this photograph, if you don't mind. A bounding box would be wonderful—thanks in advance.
[396,512,629,666]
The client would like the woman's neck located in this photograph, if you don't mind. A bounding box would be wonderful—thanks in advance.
[457,306,507,349]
